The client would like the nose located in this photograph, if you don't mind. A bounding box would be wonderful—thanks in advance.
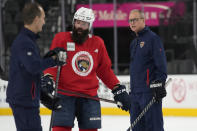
[76,22,83,28]
[77,24,82,28]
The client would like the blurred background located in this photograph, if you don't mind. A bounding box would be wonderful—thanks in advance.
[0,0,196,80]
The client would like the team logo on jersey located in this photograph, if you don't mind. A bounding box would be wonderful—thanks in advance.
[72,51,93,76]
[140,41,145,48]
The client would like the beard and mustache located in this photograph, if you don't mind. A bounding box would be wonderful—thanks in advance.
[71,26,89,45]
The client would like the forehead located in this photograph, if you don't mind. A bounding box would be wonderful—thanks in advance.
[75,19,89,24]
[129,11,141,18]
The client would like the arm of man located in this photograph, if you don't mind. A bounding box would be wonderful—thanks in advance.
[152,35,167,81]
[96,37,130,111]
[95,37,119,88]
[150,35,168,102]
[18,41,56,75]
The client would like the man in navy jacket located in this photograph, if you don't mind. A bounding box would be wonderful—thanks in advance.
[128,9,167,131]
[6,2,66,131]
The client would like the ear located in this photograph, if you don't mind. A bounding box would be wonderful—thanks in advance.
[33,16,39,24]
[36,15,40,20]
[31,18,36,26]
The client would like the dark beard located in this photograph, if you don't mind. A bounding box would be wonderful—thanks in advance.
[71,27,89,45]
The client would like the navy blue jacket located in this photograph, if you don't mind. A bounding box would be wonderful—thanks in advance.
[130,26,167,93]
[6,27,56,107]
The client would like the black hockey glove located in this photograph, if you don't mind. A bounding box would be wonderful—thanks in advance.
[41,74,54,93]
[40,74,61,111]
[44,47,65,58]
[150,80,167,102]
[112,85,131,111]
[44,47,67,66]
[40,92,61,111]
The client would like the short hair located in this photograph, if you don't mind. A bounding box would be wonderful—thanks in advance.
[130,9,145,19]
[22,2,42,25]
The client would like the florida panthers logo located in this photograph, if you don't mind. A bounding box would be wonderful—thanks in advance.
[72,51,93,76]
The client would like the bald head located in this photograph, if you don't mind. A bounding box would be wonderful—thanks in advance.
[129,9,145,19]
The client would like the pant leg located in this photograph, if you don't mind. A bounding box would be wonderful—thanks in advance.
[52,94,76,127]
[130,93,145,131]
[10,104,42,131]
[139,93,164,131]
[76,97,101,129]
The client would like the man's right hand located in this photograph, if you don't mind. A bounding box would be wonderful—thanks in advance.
[44,47,67,66]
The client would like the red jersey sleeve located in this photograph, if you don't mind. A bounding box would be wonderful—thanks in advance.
[96,37,120,89]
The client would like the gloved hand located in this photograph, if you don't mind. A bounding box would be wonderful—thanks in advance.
[40,74,62,111]
[41,74,54,93]
[112,85,131,111]
[44,47,67,66]
[40,92,62,111]
[150,80,167,102]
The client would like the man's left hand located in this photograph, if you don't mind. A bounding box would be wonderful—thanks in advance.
[40,74,62,111]
[150,80,167,102]
[112,85,131,111]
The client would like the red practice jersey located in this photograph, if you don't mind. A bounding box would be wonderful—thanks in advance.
[44,32,119,96]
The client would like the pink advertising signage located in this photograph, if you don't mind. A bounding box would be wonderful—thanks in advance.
[77,2,185,27]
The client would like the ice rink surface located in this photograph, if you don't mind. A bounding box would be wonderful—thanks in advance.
[0,115,197,131]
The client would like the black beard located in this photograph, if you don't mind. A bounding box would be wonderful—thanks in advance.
[71,27,89,45]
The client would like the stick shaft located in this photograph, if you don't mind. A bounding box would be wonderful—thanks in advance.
[49,66,61,131]
[58,88,116,104]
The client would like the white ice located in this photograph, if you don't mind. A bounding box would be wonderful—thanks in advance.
[0,115,197,131]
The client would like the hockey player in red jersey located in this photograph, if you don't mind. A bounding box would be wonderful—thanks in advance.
[43,7,130,131]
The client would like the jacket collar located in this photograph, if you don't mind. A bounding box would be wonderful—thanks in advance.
[138,26,149,36]
[131,26,150,38]
[21,27,40,41]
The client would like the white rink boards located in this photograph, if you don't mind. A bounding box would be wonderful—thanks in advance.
[1,75,197,116]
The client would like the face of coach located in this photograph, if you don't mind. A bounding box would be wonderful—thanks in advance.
[129,9,145,34]
[23,2,45,34]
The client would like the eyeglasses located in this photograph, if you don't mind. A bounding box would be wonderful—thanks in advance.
[129,18,143,23]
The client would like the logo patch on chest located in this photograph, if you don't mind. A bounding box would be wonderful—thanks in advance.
[72,51,94,76]
[27,51,32,56]
[67,42,75,51]
[140,41,145,48]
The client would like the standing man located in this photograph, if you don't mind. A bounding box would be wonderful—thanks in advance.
[128,9,167,131]
[6,2,66,131]
[43,7,130,131]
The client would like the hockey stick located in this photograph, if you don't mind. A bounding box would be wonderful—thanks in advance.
[58,88,116,104]
[49,66,61,131]
[127,78,172,131]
